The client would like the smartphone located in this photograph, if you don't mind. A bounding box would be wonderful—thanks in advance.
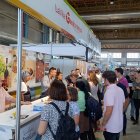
[20,115,29,119]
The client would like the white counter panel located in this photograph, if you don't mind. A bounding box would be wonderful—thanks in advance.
[0,97,49,140]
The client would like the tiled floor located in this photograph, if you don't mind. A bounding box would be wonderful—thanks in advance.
[120,119,140,140]
[94,107,140,140]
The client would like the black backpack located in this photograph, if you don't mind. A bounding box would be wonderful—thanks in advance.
[48,102,79,140]
[86,93,102,122]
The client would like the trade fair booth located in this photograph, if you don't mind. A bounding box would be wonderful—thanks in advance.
[0,0,101,140]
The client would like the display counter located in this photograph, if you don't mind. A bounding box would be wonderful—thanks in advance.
[8,83,41,93]
[8,84,42,100]
[0,97,49,140]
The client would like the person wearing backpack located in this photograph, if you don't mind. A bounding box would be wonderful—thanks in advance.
[76,80,96,140]
[37,79,78,140]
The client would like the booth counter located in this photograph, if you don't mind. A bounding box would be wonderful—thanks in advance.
[0,97,49,140]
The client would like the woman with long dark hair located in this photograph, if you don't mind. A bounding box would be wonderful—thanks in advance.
[76,80,95,140]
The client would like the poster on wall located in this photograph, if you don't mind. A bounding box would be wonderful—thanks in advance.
[0,45,45,91]
[36,53,44,83]
[10,48,26,89]
[0,45,12,89]
[25,51,36,86]
[0,45,37,90]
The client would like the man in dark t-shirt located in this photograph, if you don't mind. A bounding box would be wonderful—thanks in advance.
[117,83,129,99]
[117,82,129,136]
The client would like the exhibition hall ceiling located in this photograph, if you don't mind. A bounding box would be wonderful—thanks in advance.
[68,0,140,49]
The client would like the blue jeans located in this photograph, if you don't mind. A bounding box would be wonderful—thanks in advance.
[103,131,120,140]
[134,99,140,121]
[130,99,135,117]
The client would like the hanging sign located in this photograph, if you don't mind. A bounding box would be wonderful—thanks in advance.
[7,0,100,50]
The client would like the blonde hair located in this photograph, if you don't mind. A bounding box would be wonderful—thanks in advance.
[89,71,99,86]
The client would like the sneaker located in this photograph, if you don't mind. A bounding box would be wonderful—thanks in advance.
[123,132,126,136]
[130,116,136,121]
[133,120,138,125]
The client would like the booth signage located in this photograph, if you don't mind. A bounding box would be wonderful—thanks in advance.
[7,0,100,50]
[55,4,82,33]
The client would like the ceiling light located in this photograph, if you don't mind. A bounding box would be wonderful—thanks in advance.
[110,1,114,5]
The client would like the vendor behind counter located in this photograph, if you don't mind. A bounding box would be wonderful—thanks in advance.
[21,71,32,101]
[0,78,31,113]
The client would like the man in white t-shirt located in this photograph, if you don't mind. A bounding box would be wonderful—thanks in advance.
[40,67,56,98]
[101,71,125,140]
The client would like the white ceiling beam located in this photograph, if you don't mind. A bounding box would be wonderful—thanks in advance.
[91,23,140,29]
[101,39,140,44]
[82,12,140,21]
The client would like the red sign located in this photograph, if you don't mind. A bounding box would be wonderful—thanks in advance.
[55,4,82,33]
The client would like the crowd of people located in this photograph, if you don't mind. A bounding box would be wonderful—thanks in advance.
[0,65,140,140]
[35,66,139,140]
